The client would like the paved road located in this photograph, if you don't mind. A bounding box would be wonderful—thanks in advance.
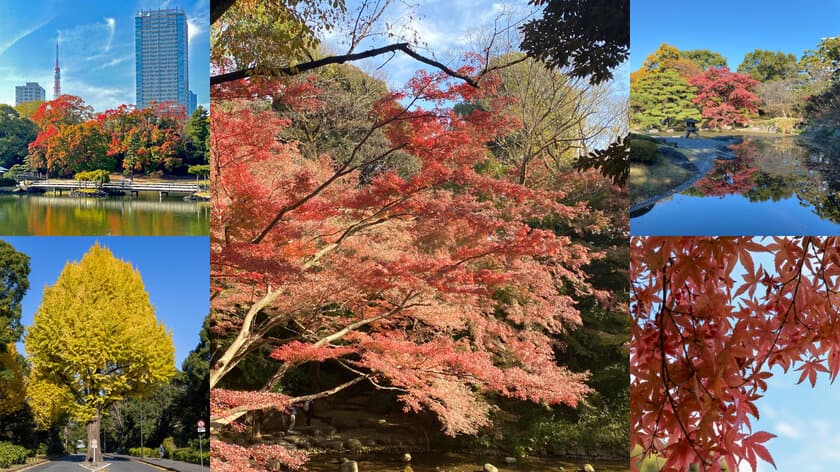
[25,455,166,472]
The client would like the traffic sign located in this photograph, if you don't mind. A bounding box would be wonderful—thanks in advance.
[197,419,206,433]
[90,439,98,449]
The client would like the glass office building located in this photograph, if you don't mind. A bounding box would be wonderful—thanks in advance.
[15,82,46,105]
[135,8,189,111]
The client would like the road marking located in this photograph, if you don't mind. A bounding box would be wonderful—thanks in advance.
[76,463,111,471]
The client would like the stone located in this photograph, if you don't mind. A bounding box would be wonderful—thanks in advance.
[483,464,498,472]
[582,465,595,472]
[504,456,516,464]
[345,438,364,451]
[402,453,412,463]
[363,439,377,447]
[338,458,359,472]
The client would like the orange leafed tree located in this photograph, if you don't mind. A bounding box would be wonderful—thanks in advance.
[630,236,840,471]
[211,64,599,470]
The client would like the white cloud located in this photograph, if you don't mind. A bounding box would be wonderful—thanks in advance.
[0,16,55,57]
[104,17,116,52]
[187,18,202,43]
[775,421,801,439]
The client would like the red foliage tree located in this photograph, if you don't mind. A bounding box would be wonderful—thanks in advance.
[688,67,762,128]
[211,66,598,469]
[97,103,186,174]
[631,237,840,471]
[693,141,758,197]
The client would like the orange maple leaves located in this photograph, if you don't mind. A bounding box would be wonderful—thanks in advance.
[631,237,840,471]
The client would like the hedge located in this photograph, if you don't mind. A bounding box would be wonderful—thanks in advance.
[128,447,156,458]
[173,447,209,465]
[0,442,29,468]
[630,138,659,164]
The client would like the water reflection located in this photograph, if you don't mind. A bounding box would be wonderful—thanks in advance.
[631,136,840,235]
[0,192,209,235]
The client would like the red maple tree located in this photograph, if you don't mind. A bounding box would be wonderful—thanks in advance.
[688,67,762,128]
[693,141,758,197]
[631,237,840,471]
[210,65,600,469]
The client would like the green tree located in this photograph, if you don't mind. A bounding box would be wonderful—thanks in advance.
[186,106,209,164]
[0,105,39,169]
[631,69,701,130]
[520,0,629,84]
[737,49,798,82]
[0,241,30,355]
[25,244,176,464]
[680,49,728,71]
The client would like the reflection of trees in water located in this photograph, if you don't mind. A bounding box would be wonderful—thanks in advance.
[0,195,209,235]
[691,141,759,197]
[700,137,840,224]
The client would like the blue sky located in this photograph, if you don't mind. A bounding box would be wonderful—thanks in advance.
[3,236,209,369]
[0,0,209,112]
[631,0,839,71]
[321,0,629,96]
[745,249,840,472]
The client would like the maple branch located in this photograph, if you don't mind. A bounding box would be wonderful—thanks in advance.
[211,43,480,88]
[260,292,422,392]
[212,375,368,425]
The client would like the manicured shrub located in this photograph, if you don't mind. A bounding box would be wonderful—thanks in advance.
[630,138,659,164]
[173,447,209,464]
[128,447,156,457]
[0,442,30,468]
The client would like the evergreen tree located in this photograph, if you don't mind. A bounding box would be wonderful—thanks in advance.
[631,69,701,130]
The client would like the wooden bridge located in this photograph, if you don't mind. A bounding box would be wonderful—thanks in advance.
[22,179,204,196]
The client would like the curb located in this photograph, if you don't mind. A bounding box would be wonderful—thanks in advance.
[3,459,49,472]
[122,458,172,471]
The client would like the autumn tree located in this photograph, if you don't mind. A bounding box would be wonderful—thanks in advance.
[688,67,761,128]
[0,105,39,169]
[631,237,840,471]
[0,344,25,417]
[98,104,185,175]
[14,100,44,120]
[25,244,176,465]
[210,64,600,469]
[737,49,798,83]
[631,69,701,130]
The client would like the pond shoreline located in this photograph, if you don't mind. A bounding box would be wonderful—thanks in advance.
[630,135,742,215]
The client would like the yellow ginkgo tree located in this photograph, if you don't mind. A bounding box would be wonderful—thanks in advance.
[25,243,176,465]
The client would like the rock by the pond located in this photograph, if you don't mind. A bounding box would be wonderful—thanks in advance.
[581,464,595,472]
[483,464,499,472]
[339,458,359,472]
[345,438,363,451]
[504,456,516,464]
[403,453,412,463]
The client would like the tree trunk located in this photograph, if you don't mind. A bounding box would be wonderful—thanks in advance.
[84,412,103,465]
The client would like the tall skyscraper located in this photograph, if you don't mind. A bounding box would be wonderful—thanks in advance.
[135,8,189,111]
[15,82,46,105]
[54,40,60,99]
[189,90,197,115]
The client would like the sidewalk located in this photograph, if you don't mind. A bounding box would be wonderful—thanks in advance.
[105,454,207,472]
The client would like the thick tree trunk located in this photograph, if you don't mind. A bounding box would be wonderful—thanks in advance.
[84,412,103,465]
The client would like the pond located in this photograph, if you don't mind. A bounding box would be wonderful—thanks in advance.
[0,192,209,235]
[631,136,840,235]
[304,452,628,472]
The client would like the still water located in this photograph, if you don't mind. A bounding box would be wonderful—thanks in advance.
[631,137,840,235]
[0,192,209,235]
[305,453,628,472]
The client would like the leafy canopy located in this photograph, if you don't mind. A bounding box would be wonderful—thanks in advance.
[631,237,840,472]
[25,243,176,427]
[520,0,629,84]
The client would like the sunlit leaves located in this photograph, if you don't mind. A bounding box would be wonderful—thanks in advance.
[631,237,840,471]
[25,243,177,427]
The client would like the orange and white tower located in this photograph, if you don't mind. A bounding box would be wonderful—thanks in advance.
[53,40,60,99]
